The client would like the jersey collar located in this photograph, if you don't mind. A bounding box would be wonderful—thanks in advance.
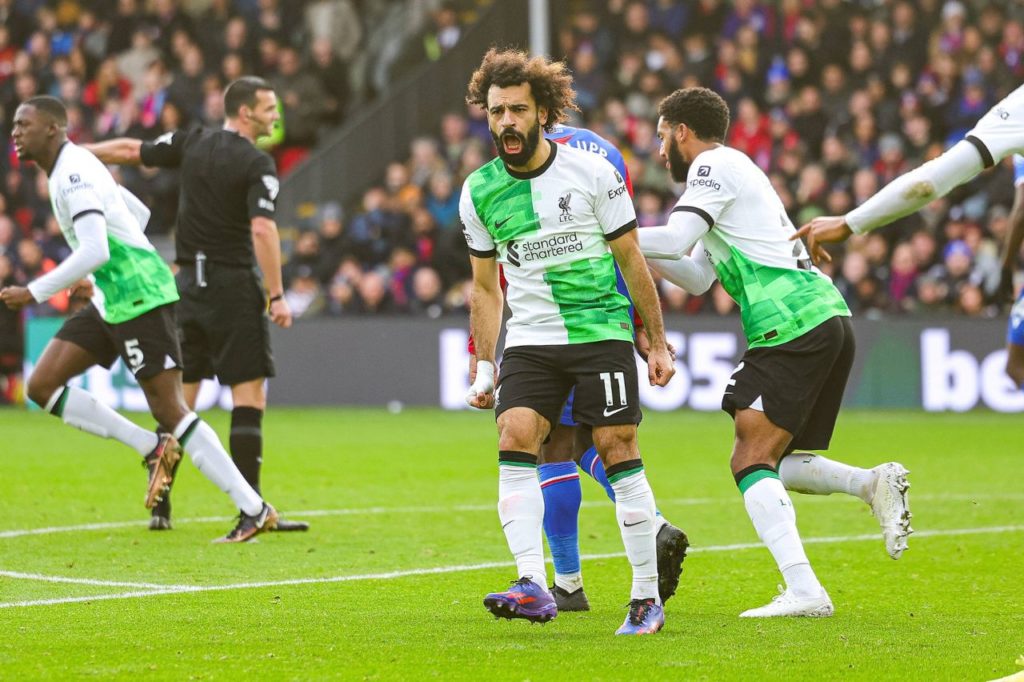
[504,140,558,180]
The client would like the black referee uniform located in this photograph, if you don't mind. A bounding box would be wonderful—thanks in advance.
[140,126,278,386]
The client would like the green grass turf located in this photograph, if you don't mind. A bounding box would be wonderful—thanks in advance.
[0,407,1021,681]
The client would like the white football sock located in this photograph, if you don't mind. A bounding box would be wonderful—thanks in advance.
[174,413,263,516]
[743,476,822,598]
[46,385,158,456]
[779,453,876,503]
[610,468,659,603]
[554,572,583,593]
[497,464,547,588]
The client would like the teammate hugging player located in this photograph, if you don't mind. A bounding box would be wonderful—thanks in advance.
[2,96,277,543]
[638,87,912,617]
[460,48,675,635]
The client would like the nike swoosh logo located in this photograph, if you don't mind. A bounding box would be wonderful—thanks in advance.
[495,217,511,229]
[502,521,513,529]
[603,406,628,417]
[623,520,647,527]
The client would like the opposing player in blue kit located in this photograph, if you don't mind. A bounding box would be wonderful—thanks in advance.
[999,155,1024,389]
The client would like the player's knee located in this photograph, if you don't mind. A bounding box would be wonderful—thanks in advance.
[592,425,637,461]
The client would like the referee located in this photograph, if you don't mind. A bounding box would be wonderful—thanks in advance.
[87,76,308,532]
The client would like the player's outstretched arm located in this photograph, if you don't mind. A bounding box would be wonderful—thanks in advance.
[251,216,292,328]
[610,230,674,387]
[466,255,502,409]
[83,138,143,166]
[647,246,717,295]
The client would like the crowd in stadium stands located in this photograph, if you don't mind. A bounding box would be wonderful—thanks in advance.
[4,0,1024,399]
[279,0,1024,323]
[0,0,470,400]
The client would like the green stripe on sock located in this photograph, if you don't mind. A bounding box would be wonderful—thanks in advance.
[607,465,644,485]
[737,469,780,494]
[178,418,200,448]
[53,388,70,418]
[498,460,537,469]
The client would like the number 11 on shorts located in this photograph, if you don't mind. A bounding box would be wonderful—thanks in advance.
[600,371,628,407]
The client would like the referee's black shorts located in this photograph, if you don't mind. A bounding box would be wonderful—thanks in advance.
[722,315,854,451]
[175,263,275,386]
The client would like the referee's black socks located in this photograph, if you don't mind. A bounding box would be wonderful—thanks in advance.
[230,407,264,495]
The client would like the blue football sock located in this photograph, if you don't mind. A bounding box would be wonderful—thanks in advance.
[578,446,615,501]
[539,461,582,580]
[578,446,664,518]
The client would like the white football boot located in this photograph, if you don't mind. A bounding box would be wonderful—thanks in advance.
[740,586,834,618]
[869,462,913,559]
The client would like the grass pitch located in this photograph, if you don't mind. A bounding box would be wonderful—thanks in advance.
[0,407,1021,681]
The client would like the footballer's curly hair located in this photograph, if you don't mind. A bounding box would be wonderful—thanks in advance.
[658,87,730,143]
[465,48,579,133]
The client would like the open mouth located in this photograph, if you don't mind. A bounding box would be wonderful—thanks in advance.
[502,132,523,155]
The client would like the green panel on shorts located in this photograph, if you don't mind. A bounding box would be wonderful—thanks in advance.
[543,253,633,344]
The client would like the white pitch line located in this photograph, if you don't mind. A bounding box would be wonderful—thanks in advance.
[1,492,1021,540]
[0,570,185,590]
[1,523,1021,610]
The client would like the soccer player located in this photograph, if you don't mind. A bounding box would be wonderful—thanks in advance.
[461,48,675,635]
[2,96,277,543]
[998,155,1024,389]
[468,123,689,614]
[795,82,1024,265]
[85,77,307,532]
[637,87,912,617]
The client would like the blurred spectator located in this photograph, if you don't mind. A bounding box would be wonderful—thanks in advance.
[271,45,328,149]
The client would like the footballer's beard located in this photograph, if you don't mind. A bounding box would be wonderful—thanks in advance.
[493,119,541,168]
[666,138,691,184]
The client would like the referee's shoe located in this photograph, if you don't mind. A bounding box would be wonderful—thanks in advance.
[271,517,310,532]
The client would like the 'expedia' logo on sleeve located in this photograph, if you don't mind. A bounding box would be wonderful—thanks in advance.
[689,165,720,191]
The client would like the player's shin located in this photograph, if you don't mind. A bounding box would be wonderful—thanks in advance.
[579,446,616,501]
[737,465,822,598]
[174,412,263,516]
[581,446,668,528]
[45,385,158,456]
[498,451,547,587]
[539,462,583,591]
[778,452,876,503]
[608,460,659,603]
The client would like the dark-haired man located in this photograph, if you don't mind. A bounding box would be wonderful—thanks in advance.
[2,96,277,542]
[638,87,912,617]
[461,48,675,635]
[86,77,307,532]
